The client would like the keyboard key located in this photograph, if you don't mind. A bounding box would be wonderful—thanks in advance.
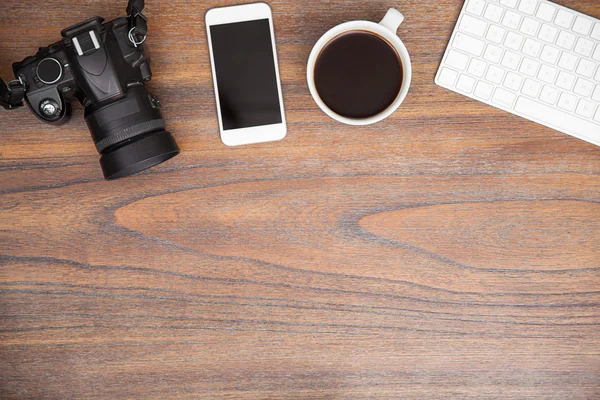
[486,65,505,84]
[437,68,458,87]
[504,71,523,91]
[483,44,504,63]
[504,32,524,51]
[487,25,506,44]
[519,57,540,77]
[515,97,600,139]
[595,108,600,123]
[500,0,518,8]
[522,78,542,97]
[592,23,600,40]
[474,81,494,100]
[574,78,594,97]
[520,17,541,36]
[576,99,596,119]
[536,3,556,22]
[484,4,504,23]
[540,45,560,64]
[501,51,521,70]
[556,71,576,90]
[558,52,578,71]
[522,38,542,57]
[502,10,522,30]
[538,24,558,43]
[492,87,517,108]
[596,67,600,82]
[454,33,486,56]
[468,58,488,77]
[594,45,600,62]
[574,38,594,57]
[573,16,593,36]
[538,64,558,83]
[576,59,596,79]
[518,0,537,15]
[558,93,577,112]
[592,85,600,102]
[466,0,486,16]
[505,31,524,50]
[540,86,560,105]
[556,31,576,50]
[446,50,470,70]
[555,9,575,29]
[457,74,476,93]
[460,14,488,37]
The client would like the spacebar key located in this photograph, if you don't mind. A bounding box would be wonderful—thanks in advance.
[514,97,600,146]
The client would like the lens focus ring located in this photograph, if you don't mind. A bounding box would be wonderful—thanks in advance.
[94,119,166,153]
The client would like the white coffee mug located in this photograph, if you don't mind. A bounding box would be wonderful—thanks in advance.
[307,9,412,126]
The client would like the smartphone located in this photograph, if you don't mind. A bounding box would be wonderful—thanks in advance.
[206,3,287,146]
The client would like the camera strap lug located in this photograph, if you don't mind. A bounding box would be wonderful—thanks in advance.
[127,0,148,47]
[0,77,25,110]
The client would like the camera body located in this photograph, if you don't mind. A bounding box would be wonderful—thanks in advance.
[11,8,179,180]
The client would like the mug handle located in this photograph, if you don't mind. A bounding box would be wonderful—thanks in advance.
[379,8,405,33]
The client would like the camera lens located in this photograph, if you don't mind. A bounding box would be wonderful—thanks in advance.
[84,86,180,180]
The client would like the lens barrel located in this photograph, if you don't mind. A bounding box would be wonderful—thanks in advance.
[85,86,180,180]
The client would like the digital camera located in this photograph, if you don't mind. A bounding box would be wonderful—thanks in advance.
[5,0,180,180]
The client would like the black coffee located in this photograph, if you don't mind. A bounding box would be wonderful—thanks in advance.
[314,31,403,119]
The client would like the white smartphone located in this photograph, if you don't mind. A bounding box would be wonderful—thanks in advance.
[206,3,287,147]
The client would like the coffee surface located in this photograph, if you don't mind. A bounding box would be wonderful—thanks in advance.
[314,31,403,119]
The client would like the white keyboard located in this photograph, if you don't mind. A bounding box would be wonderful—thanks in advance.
[436,0,600,147]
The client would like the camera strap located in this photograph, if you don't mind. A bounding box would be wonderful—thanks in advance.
[0,77,25,110]
[127,0,148,47]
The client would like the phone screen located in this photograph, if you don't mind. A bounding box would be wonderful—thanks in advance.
[210,19,283,131]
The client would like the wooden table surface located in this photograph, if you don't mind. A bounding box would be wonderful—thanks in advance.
[2,0,600,398]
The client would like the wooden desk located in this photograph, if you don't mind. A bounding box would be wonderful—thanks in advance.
[1,1,599,398]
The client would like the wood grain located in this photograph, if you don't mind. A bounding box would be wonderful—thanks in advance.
[1,0,600,399]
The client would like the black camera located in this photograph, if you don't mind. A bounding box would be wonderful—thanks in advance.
[1,0,179,180]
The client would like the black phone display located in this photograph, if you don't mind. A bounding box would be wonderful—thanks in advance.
[209,19,283,131]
